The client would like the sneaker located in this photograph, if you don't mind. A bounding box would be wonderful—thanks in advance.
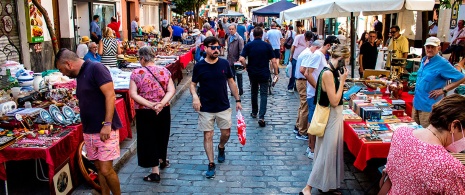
[218,146,225,163]
[258,119,266,127]
[206,163,216,179]
[293,126,298,134]
[307,152,315,159]
[296,133,309,140]
[288,89,294,93]
[306,147,311,154]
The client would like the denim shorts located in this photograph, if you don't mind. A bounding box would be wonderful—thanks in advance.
[307,97,316,123]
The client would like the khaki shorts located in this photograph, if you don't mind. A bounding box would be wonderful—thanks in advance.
[198,108,232,131]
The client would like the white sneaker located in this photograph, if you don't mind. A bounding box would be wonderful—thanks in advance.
[306,147,311,154]
[307,152,314,159]
[287,89,294,93]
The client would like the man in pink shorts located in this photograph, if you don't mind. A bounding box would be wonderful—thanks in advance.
[55,48,123,195]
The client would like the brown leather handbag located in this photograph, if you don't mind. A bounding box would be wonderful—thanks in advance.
[378,169,392,195]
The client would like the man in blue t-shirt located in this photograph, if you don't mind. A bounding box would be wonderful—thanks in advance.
[90,15,102,43]
[55,48,122,195]
[236,20,247,41]
[413,37,465,127]
[171,24,184,42]
[190,36,242,179]
[239,27,277,127]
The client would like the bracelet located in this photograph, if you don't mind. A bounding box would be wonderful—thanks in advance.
[102,121,112,126]
[443,88,448,94]
[236,99,241,103]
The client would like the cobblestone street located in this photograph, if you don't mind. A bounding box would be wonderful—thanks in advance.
[82,67,383,195]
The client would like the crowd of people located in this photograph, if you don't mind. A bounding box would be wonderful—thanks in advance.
[57,10,465,194]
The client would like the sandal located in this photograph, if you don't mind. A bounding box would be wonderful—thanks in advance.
[143,173,160,183]
[159,160,170,170]
[258,119,266,127]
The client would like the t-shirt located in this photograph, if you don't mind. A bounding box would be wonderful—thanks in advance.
[237,25,247,41]
[250,30,267,42]
[76,61,122,134]
[240,39,274,82]
[107,21,121,38]
[294,48,312,79]
[192,59,233,113]
[302,50,327,98]
[292,34,309,60]
[267,29,283,50]
[76,44,88,58]
[83,52,101,62]
[90,21,101,36]
[131,20,138,33]
[359,41,379,70]
[172,25,183,37]
[130,66,171,109]
[387,35,409,65]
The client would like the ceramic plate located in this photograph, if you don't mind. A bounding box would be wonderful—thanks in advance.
[49,104,60,115]
[39,109,53,123]
[52,111,67,125]
[62,106,75,119]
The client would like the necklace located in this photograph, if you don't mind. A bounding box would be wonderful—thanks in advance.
[426,127,443,145]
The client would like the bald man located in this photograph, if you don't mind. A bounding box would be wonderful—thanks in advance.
[55,48,122,195]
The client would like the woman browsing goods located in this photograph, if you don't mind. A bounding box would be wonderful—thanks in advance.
[129,46,176,183]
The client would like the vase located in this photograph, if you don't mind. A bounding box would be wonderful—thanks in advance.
[33,73,43,91]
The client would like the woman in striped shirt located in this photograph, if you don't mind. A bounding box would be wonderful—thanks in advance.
[99,27,121,67]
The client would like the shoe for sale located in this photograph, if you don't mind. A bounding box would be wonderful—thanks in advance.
[293,126,298,134]
[296,133,309,140]
[218,146,225,163]
[206,163,216,179]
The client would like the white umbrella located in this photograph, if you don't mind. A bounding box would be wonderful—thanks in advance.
[281,0,435,20]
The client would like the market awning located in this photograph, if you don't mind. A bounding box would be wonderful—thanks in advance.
[219,10,245,17]
[281,0,435,20]
[253,0,297,17]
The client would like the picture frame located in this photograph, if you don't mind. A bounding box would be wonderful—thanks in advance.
[53,158,73,195]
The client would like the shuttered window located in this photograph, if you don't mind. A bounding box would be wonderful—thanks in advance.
[0,0,21,64]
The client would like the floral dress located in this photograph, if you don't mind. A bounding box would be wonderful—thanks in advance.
[130,65,171,109]
[386,127,465,194]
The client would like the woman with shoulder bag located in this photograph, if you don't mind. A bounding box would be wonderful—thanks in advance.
[129,46,176,183]
[300,45,349,195]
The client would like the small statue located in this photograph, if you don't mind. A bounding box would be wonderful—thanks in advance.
[389,80,404,99]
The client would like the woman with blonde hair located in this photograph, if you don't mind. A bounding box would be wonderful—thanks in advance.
[99,27,121,67]
[129,46,175,182]
[300,45,349,195]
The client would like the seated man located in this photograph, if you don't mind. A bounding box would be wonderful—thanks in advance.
[83,42,101,62]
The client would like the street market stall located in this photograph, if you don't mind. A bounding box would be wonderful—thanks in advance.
[252,0,296,17]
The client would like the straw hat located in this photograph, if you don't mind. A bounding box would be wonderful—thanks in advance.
[80,36,90,44]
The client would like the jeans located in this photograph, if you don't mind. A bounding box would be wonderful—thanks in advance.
[250,78,269,119]
[284,49,291,65]
[287,58,297,90]
[131,32,137,40]
[231,66,243,95]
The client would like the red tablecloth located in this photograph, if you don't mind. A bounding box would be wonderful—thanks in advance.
[343,91,414,171]
[166,60,184,85]
[115,89,136,125]
[115,98,131,141]
[0,98,129,184]
[178,47,195,68]
[344,121,391,171]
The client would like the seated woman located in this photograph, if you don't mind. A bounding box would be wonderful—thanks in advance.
[385,94,465,194]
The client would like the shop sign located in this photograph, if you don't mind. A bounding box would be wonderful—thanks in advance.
[25,0,44,43]
[450,1,459,29]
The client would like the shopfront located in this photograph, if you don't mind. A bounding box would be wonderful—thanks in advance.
[0,0,21,65]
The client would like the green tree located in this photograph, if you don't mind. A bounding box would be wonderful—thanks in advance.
[172,0,208,28]
[439,0,462,9]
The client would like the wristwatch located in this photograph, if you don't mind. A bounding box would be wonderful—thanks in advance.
[442,88,448,94]
[236,99,241,103]
[102,121,112,126]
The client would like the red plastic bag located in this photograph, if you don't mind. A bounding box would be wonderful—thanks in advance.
[237,111,247,146]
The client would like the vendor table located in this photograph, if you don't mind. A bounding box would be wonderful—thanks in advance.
[115,89,136,125]
[343,91,414,171]
[166,60,184,86]
[0,98,129,191]
[178,47,195,68]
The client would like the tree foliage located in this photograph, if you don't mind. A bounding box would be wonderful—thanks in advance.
[439,0,462,9]
[172,0,208,27]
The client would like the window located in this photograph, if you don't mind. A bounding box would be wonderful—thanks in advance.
[92,3,115,30]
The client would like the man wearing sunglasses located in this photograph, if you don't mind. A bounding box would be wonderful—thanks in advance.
[190,36,242,179]
[387,25,409,69]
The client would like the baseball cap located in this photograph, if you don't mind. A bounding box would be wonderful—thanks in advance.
[424,37,440,47]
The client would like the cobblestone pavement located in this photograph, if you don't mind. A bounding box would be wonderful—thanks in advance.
[106,67,382,195]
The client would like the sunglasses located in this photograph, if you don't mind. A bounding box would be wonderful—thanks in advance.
[207,46,221,50]
[390,31,397,34]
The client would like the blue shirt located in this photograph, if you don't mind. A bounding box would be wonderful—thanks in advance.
[237,25,246,41]
[90,21,101,36]
[247,25,254,35]
[192,59,233,113]
[267,29,283,50]
[240,39,274,81]
[172,25,183,37]
[413,54,464,112]
[83,51,101,62]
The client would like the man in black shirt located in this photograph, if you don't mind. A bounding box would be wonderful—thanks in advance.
[239,27,277,127]
[190,36,242,179]
[359,31,379,77]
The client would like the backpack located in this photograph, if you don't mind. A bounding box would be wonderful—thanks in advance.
[284,31,294,49]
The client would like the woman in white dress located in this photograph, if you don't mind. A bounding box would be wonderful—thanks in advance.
[300,45,349,195]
